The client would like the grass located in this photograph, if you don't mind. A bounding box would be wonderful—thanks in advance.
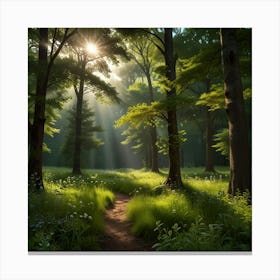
[29,171,114,251]
[126,192,197,241]
[125,167,251,251]
[29,166,251,251]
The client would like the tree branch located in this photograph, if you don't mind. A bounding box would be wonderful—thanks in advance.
[74,84,79,96]
[50,28,57,58]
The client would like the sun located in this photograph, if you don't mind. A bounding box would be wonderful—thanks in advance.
[86,43,99,55]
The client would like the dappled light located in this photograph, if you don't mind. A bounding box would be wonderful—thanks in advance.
[28,28,251,253]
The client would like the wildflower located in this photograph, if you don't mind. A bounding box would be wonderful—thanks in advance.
[88,216,92,220]
[73,212,77,215]
[70,214,74,218]
[84,213,88,217]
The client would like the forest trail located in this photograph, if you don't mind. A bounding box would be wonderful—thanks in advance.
[101,193,152,251]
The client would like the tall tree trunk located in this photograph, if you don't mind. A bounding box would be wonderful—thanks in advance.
[220,28,251,195]
[72,60,86,175]
[164,28,183,188]
[28,28,48,191]
[147,74,159,173]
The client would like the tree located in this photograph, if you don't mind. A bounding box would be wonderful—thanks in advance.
[29,57,73,154]
[28,28,76,191]
[220,28,251,196]
[128,38,160,172]
[176,29,221,172]
[67,28,127,174]
[116,28,184,187]
[61,100,103,166]
[163,28,183,188]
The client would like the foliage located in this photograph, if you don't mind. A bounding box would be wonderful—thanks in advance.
[126,167,251,251]
[212,128,229,157]
[29,169,114,250]
[61,100,103,164]
[156,130,187,155]
[29,166,251,251]
[195,83,225,111]
[176,42,221,92]
[152,190,251,251]
[152,218,225,251]
[28,56,73,151]
[196,84,252,111]
[126,192,196,241]
[115,102,164,129]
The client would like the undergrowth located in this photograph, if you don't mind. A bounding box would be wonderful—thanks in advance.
[29,171,114,251]
[29,166,251,251]
[126,170,251,251]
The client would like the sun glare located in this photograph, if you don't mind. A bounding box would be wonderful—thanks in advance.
[86,43,98,55]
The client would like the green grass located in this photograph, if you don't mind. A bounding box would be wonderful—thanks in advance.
[126,192,198,241]
[125,167,251,251]
[29,166,251,251]
[29,170,114,251]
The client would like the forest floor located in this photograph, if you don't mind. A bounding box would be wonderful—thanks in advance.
[101,193,152,251]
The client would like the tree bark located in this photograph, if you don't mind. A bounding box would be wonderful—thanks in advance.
[164,28,183,188]
[147,74,159,173]
[28,28,48,190]
[72,60,86,175]
[220,28,251,195]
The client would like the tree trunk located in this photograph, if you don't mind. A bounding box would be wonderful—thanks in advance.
[147,74,159,173]
[220,28,251,195]
[163,28,183,188]
[72,60,86,175]
[28,28,48,191]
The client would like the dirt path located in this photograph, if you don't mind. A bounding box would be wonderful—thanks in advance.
[101,193,152,251]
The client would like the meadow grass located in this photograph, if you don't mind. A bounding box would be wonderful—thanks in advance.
[29,170,114,251]
[125,167,251,251]
[29,166,251,251]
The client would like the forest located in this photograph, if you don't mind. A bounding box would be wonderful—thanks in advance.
[28,28,251,251]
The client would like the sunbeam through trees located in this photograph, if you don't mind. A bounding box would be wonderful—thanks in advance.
[28,28,252,252]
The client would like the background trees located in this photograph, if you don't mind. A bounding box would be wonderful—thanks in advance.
[66,28,127,175]
[28,27,252,197]
[127,37,160,172]
[61,100,103,167]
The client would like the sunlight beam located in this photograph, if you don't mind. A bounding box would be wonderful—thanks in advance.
[86,43,99,55]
